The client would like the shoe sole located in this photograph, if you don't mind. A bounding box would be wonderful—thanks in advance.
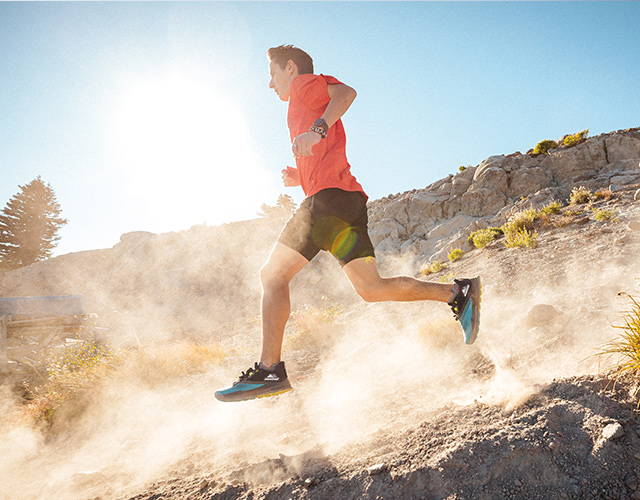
[465,276,481,345]
[215,384,293,403]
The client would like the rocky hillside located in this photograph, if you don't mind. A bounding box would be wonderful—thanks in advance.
[2,128,639,343]
[367,127,640,265]
[1,127,640,500]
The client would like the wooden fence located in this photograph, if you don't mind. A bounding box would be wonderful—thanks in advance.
[0,295,92,374]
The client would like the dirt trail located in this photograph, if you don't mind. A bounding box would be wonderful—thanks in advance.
[121,187,640,500]
[1,186,640,500]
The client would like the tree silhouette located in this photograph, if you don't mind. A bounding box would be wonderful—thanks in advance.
[257,194,298,219]
[0,177,68,269]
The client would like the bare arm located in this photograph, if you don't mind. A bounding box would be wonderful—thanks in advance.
[291,83,357,158]
[321,83,357,127]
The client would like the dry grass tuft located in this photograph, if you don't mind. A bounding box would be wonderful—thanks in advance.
[421,261,449,276]
[285,302,342,351]
[502,208,538,248]
[595,293,640,406]
[569,186,593,206]
[21,338,225,428]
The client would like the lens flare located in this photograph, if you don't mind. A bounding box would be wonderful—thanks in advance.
[311,216,359,261]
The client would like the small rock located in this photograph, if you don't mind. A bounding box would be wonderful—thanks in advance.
[629,220,640,231]
[548,441,556,450]
[199,479,209,490]
[514,479,523,487]
[635,188,640,201]
[525,304,559,328]
[304,477,319,488]
[626,477,638,490]
[367,463,387,476]
[602,422,625,440]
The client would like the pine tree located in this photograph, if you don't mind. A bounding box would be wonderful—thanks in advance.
[257,194,298,219]
[0,177,68,268]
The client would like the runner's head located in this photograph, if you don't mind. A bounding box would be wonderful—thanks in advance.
[267,45,313,101]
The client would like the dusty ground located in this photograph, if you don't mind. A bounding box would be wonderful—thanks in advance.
[2,187,640,500]
[126,374,640,500]
[118,187,640,500]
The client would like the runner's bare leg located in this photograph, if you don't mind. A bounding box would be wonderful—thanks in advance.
[259,242,309,367]
[343,256,453,303]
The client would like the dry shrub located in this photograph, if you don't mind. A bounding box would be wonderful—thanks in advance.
[569,186,592,205]
[21,339,225,428]
[594,188,614,201]
[592,207,619,223]
[504,228,538,248]
[285,302,342,351]
[421,261,448,275]
[540,200,562,215]
[502,208,538,248]
[563,129,589,147]
[468,227,503,249]
[448,248,464,262]
[595,293,640,406]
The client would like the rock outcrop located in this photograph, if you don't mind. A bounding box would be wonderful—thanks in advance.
[368,128,640,264]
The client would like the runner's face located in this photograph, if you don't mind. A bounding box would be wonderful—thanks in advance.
[269,60,295,101]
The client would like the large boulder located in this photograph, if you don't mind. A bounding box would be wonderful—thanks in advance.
[507,166,552,199]
[461,188,508,217]
[473,166,509,194]
[605,133,640,162]
[544,138,608,185]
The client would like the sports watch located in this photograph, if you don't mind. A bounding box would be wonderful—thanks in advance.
[309,118,328,139]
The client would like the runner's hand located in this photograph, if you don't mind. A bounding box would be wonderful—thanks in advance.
[292,131,321,158]
[281,166,300,187]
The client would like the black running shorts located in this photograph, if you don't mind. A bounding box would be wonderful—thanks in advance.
[278,188,376,266]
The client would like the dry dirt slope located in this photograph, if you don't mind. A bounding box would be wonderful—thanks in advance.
[121,188,640,500]
[2,131,640,500]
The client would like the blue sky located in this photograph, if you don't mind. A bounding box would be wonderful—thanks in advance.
[1,1,639,256]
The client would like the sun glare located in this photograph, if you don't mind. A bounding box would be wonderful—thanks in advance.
[113,72,271,230]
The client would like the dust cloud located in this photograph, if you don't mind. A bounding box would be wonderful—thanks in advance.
[1,197,639,499]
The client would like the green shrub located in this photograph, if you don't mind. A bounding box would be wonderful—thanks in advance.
[569,186,592,205]
[533,139,558,155]
[501,208,539,248]
[563,129,589,147]
[421,260,448,275]
[593,207,619,222]
[23,339,225,428]
[448,248,465,262]
[540,200,562,215]
[468,227,503,249]
[503,227,538,248]
[502,208,538,233]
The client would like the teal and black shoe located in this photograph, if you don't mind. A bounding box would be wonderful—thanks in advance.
[215,361,293,402]
[448,277,481,344]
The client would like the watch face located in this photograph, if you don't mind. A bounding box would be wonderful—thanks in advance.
[314,118,328,130]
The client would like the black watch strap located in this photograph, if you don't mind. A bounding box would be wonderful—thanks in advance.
[310,118,328,139]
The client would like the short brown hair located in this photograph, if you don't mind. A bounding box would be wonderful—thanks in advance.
[267,45,314,75]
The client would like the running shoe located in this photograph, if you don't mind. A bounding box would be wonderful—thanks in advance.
[214,361,293,402]
[448,276,481,344]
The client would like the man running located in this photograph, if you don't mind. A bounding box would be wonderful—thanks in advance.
[215,45,480,402]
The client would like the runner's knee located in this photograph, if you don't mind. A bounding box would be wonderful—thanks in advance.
[260,262,292,290]
[352,281,385,302]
